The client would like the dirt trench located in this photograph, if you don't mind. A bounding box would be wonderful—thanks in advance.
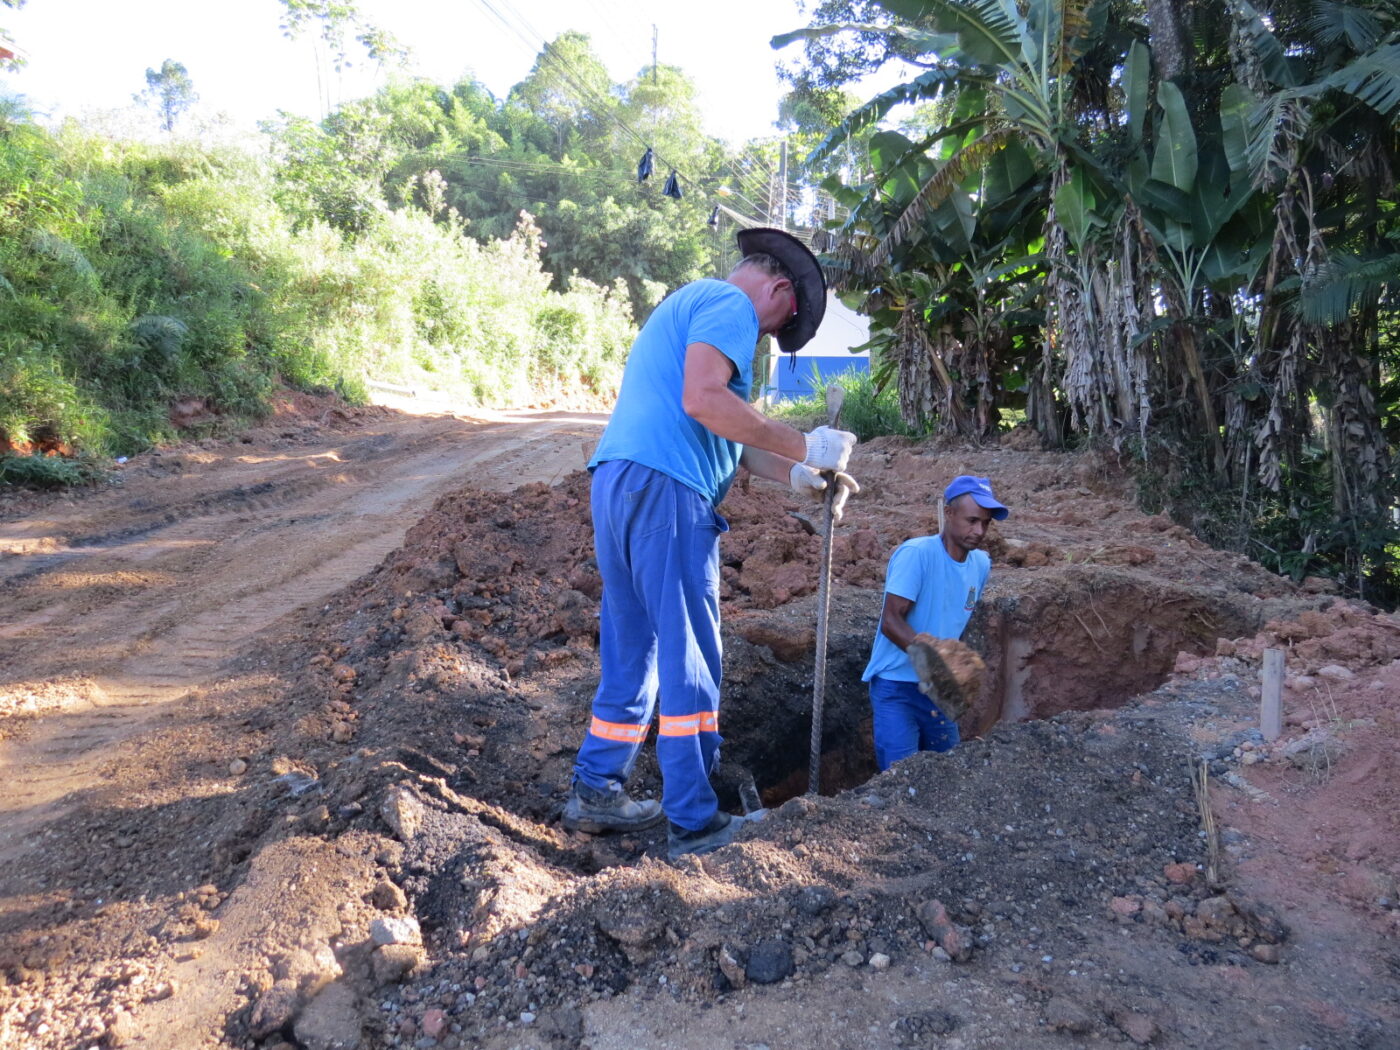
[3,421,1399,1050]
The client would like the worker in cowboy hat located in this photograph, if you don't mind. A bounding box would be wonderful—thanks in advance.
[564,227,860,859]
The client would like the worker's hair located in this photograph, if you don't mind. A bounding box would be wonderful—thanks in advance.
[732,252,797,288]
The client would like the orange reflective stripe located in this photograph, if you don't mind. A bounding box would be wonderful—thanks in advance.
[589,717,649,743]
[659,712,719,736]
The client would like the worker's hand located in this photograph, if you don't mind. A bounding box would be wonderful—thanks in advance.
[789,464,860,523]
[802,425,858,473]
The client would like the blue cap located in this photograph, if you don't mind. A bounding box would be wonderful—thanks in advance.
[944,475,1009,520]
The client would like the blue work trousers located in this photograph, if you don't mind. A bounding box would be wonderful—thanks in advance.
[869,674,961,771]
[573,460,727,832]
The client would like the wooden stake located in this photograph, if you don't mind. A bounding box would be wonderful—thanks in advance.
[1260,647,1284,741]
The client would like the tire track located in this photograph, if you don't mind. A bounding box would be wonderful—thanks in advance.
[0,408,605,861]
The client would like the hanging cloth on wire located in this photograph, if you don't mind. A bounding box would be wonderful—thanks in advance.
[707,205,719,227]
[662,170,682,199]
[636,147,654,182]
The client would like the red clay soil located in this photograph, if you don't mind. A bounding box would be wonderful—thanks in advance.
[1,419,1398,1050]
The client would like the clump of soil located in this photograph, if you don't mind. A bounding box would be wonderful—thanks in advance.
[3,435,1399,1050]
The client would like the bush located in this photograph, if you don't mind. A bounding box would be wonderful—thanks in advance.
[767,363,924,442]
[0,119,636,483]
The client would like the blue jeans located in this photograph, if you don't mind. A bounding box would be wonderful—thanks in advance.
[868,675,961,771]
[573,460,728,832]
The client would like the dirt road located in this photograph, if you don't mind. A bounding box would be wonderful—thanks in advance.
[0,396,605,866]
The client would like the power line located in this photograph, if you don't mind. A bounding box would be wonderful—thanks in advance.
[469,0,704,190]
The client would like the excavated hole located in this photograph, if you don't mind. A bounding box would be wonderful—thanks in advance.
[718,567,1259,809]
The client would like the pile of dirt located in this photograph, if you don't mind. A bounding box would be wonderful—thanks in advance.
[3,432,1399,1050]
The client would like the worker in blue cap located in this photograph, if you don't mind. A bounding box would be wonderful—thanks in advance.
[861,475,1008,769]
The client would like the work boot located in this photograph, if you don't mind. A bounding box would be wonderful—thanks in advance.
[561,780,663,834]
[667,810,766,862]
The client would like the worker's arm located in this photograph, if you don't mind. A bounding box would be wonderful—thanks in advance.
[878,593,918,651]
[683,342,807,464]
[738,446,797,485]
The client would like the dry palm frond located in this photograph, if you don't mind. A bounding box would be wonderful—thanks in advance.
[872,127,1016,267]
[1056,0,1098,74]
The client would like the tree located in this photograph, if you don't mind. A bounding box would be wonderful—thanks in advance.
[776,0,1400,598]
[277,0,409,116]
[135,59,198,134]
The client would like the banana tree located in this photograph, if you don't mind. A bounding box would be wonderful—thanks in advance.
[775,0,1118,439]
[1227,0,1400,552]
[819,121,1045,436]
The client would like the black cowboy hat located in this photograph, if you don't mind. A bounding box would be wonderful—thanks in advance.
[736,227,827,353]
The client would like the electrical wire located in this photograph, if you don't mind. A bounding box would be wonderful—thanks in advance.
[470,0,710,189]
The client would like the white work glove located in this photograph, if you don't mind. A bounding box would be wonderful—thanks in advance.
[802,425,858,473]
[789,463,860,523]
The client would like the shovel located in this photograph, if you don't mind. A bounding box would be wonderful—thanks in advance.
[808,384,845,795]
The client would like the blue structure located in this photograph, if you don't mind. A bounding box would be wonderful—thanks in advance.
[767,355,869,402]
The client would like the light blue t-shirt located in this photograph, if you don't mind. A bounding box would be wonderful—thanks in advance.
[588,279,758,505]
[862,535,991,682]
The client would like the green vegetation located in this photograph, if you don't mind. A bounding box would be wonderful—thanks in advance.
[0,105,637,467]
[778,0,1400,603]
[0,26,772,482]
[770,363,927,441]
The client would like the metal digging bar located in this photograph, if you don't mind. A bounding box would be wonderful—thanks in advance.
[809,383,845,795]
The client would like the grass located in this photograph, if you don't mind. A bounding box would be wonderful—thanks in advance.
[766,364,928,441]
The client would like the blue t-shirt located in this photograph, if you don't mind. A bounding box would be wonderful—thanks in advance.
[862,535,991,682]
[588,279,758,505]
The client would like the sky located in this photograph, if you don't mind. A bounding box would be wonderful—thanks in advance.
[0,0,900,144]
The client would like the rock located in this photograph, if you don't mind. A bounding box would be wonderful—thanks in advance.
[1250,943,1282,964]
[293,982,364,1050]
[894,1010,958,1041]
[105,1010,138,1048]
[1229,895,1289,944]
[717,945,747,989]
[275,944,342,997]
[249,980,304,1040]
[841,949,864,967]
[330,663,357,683]
[330,722,355,744]
[371,944,425,986]
[795,886,835,916]
[1316,663,1355,681]
[1112,1010,1159,1045]
[1283,730,1343,771]
[1044,996,1095,1034]
[597,910,664,949]
[369,880,409,911]
[370,915,422,947]
[421,1008,447,1038]
[538,1007,585,1045]
[379,785,425,841]
[745,940,794,984]
[916,899,973,962]
[1173,651,1203,674]
[1196,896,1238,929]
[1110,896,1142,920]
[228,758,248,776]
[1162,862,1196,885]
[869,952,891,971]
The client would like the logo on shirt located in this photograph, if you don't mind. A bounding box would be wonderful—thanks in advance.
[964,586,977,612]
